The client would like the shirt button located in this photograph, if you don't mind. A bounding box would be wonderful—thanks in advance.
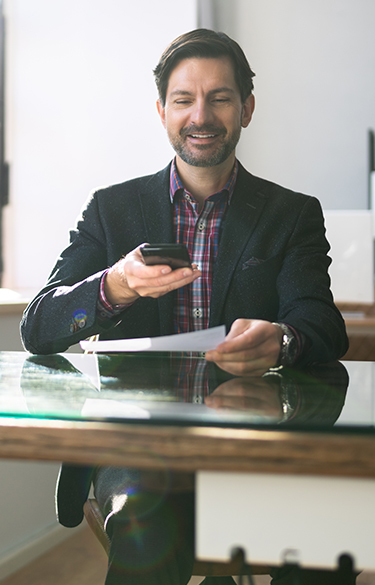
[193,308,202,318]
[198,222,205,231]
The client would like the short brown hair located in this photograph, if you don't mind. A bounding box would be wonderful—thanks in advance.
[154,29,255,106]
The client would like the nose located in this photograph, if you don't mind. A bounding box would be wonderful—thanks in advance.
[190,98,214,127]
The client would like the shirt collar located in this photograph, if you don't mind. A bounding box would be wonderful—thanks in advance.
[169,158,238,204]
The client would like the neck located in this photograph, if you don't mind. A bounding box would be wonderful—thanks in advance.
[175,154,236,206]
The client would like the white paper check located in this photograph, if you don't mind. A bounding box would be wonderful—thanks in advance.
[80,325,226,353]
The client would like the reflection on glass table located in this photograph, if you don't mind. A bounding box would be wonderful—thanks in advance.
[0,352,355,432]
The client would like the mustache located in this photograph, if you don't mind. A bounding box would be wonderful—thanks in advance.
[180,124,226,138]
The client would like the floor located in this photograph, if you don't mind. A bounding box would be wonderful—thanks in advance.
[0,526,374,585]
[0,527,107,585]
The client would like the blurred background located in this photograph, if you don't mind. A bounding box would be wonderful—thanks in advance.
[2,0,375,299]
[0,0,375,581]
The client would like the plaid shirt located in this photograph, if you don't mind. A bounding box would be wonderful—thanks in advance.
[97,159,238,330]
[170,158,238,333]
[98,158,303,367]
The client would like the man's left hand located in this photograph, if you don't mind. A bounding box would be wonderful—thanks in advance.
[205,319,283,376]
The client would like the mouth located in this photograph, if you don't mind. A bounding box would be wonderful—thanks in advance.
[189,133,217,139]
[182,126,225,144]
[185,132,222,146]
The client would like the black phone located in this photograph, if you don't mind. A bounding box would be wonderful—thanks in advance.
[140,243,191,269]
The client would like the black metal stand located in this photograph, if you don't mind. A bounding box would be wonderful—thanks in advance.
[231,547,256,585]
[337,554,356,585]
[231,548,356,585]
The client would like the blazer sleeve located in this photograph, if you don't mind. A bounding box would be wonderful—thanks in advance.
[20,192,124,354]
[275,195,348,365]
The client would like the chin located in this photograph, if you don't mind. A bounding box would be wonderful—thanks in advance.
[178,148,231,168]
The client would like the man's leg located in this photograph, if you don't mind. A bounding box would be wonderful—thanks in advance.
[94,467,195,585]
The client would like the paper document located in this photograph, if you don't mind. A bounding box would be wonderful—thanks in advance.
[80,325,226,353]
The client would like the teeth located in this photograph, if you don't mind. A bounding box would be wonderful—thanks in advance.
[191,134,215,138]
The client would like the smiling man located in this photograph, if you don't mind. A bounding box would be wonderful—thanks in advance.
[157,57,253,170]
[21,29,348,585]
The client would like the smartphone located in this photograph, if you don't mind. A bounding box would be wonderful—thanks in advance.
[140,243,191,269]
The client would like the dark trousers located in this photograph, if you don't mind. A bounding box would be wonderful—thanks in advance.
[94,467,356,585]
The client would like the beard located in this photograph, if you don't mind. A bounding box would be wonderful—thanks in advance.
[167,123,242,167]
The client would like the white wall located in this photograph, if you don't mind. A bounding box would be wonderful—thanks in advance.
[3,0,197,296]
[324,210,374,303]
[217,0,375,211]
[0,460,69,580]
[4,0,375,296]
[0,1,198,578]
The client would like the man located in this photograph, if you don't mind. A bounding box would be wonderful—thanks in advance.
[21,29,349,585]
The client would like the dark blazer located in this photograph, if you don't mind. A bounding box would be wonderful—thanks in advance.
[21,161,347,362]
[20,161,348,527]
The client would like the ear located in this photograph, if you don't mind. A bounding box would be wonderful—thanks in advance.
[156,99,166,129]
[241,94,255,128]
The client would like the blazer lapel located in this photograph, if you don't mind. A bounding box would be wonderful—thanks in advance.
[138,163,175,336]
[209,165,269,328]
[136,162,270,334]
[138,163,174,244]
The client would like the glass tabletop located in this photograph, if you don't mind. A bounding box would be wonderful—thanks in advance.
[0,351,372,432]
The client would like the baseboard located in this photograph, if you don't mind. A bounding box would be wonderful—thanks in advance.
[0,522,83,581]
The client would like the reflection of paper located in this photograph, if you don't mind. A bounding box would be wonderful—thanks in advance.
[61,353,101,390]
[81,398,278,425]
[80,325,226,353]
[82,399,150,419]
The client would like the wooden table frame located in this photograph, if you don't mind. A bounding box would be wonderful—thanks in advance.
[1,417,375,479]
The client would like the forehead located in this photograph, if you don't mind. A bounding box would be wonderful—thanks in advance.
[166,57,239,98]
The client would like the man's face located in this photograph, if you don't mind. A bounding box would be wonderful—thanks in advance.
[157,57,254,168]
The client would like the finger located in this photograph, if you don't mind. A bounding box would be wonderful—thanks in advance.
[129,258,173,278]
[141,267,200,289]
[215,362,272,377]
[205,395,247,409]
[131,268,202,298]
[207,354,275,377]
[212,332,281,366]
[133,245,200,279]
[134,261,200,282]
[209,378,270,395]
[224,318,251,339]
[206,344,267,364]
[205,394,273,411]
[216,327,272,355]
[127,245,174,277]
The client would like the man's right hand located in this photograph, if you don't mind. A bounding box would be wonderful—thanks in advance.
[104,244,201,306]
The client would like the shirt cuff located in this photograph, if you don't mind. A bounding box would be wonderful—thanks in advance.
[97,270,129,320]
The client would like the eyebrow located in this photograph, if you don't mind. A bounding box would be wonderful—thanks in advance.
[169,87,236,98]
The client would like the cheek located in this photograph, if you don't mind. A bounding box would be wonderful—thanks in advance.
[219,109,242,128]
[166,113,189,134]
